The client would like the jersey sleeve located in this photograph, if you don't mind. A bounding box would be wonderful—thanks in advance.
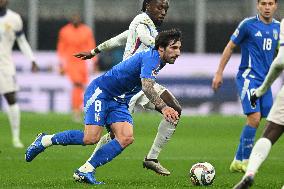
[140,54,159,80]
[14,14,24,37]
[136,23,155,47]
[230,19,248,45]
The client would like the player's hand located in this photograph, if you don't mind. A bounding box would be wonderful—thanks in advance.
[31,61,40,72]
[74,51,95,60]
[212,73,223,92]
[161,106,179,124]
[250,91,258,108]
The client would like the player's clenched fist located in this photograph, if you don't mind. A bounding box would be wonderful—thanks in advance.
[161,106,179,124]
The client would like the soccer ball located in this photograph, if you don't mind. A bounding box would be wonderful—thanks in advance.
[189,162,215,186]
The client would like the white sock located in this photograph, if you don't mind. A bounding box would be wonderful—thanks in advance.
[7,104,21,142]
[41,135,54,148]
[147,119,176,159]
[87,133,112,161]
[245,138,272,177]
[78,161,95,173]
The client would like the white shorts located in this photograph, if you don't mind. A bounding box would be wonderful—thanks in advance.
[0,70,18,94]
[128,83,167,113]
[267,86,284,126]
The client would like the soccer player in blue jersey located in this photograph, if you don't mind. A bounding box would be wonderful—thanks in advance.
[212,0,279,173]
[25,29,182,185]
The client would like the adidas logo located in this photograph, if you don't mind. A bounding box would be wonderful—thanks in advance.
[255,31,262,37]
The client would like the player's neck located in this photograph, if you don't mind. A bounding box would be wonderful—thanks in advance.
[258,14,273,24]
[0,7,7,16]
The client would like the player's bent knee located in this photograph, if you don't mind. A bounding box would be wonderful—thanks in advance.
[247,114,261,127]
[83,136,100,145]
[117,136,134,148]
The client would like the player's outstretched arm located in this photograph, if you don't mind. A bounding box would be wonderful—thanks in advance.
[74,30,129,60]
[251,46,284,108]
[141,78,179,124]
[212,40,236,91]
[256,46,284,97]
[16,34,39,72]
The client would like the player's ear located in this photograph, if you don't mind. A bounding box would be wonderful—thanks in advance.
[158,46,165,53]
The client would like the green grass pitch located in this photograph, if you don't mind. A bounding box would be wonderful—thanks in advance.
[0,112,283,189]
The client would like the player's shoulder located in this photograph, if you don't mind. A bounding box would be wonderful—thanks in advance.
[132,12,153,24]
[5,9,22,20]
[238,16,258,27]
[142,48,159,59]
[271,18,280,26]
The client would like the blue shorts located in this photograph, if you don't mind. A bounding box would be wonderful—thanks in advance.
[84,80,133,126]
[236,76,273,117]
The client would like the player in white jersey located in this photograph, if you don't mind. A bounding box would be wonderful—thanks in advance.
[0,0,38,148]
[75,0,181,176]
[233,18,284,189]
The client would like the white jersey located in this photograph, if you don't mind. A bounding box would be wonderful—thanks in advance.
[0,9,23,75]
[123,12,158,60]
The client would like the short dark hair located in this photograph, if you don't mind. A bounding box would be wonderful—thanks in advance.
[141,0,154,12]
[154,28,182,49]
[257,0,277,3]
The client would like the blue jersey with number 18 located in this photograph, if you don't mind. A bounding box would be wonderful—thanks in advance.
[231,15,280,81]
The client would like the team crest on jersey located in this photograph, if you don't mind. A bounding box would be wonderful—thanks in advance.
[273,29,278,40]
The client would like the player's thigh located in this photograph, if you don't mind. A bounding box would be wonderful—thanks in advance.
[236,77,260,115]
[66,63,88,85]
[107,101,134,147]
[267,86,284,126]
[0,72,18,96]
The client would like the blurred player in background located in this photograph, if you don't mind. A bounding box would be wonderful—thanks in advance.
[74,0,181,176]
[0,0,38,148]
[25,29,182,185]
[57,13,96,122]
[233,18,284,189]
[212,0,279,173]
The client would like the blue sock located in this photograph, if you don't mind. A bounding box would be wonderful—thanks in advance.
[235,135,243,161]
[51,130,84,145]
[88,139,123,169]
[242,125,256,160]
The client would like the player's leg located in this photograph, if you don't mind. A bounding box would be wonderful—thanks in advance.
[68,64,87,122]
[75,101,133,184]
[3,91,23,148]
[233,121,284,189]
[75,122,133,184]
[73,124,105,185]
[239,87,273,172]
[25,83,101,162]
[231,78,261,172]
[143,84,182,176]
[233,87,284,189]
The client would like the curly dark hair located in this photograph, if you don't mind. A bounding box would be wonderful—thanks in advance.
[154,28,182,50]
[141,0,153,12]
